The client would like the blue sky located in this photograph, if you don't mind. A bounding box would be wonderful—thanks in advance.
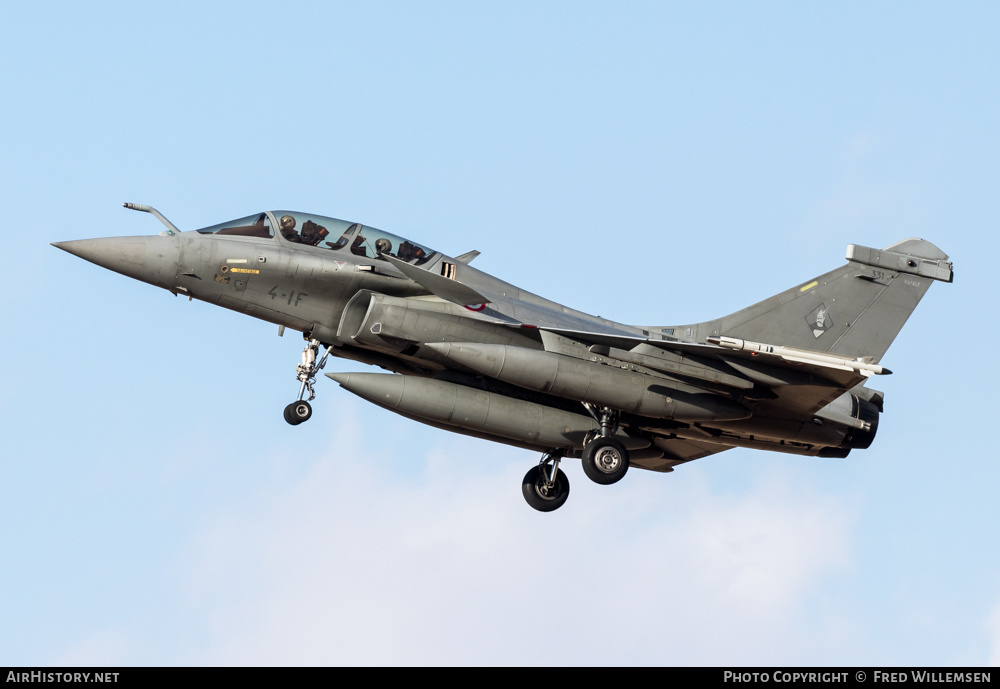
[1,1,998,666]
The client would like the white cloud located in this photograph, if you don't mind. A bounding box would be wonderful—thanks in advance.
[164,408,854,666]
[50,630,129,667]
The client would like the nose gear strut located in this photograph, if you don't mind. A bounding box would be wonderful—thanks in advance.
[284,338,332,425]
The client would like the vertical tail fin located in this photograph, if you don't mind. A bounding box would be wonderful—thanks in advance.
[690,239,953,362]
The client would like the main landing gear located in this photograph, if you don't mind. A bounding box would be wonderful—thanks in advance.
[284,337,332,426]
[581,436,630,485]
[580,404,630,485]
[522,452,570,512]
[521,405,631,512]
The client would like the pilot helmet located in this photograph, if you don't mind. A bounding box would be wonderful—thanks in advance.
[279,215,297,234]
[375,238,392,255]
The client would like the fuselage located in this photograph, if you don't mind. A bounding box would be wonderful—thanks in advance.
[52,206,954,511]
[53,208,891,468]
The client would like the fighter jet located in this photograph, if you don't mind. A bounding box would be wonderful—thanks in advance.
[52,204,954,511]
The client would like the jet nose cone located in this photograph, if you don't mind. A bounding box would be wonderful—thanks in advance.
[51,237,146,266]
[51,235,179,289]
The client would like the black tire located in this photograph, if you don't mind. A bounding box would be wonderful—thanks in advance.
[581,437,629,485]
[522,465,570,512]
[284,400,312,425]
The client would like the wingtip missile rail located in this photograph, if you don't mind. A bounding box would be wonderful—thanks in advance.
[706,336,892,377]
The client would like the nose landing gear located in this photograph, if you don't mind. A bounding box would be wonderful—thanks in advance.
[284,338,332,425]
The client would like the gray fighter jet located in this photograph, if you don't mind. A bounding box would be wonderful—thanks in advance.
[53,204,954,511]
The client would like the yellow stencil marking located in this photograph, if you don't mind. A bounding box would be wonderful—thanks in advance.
[799,280,818,293]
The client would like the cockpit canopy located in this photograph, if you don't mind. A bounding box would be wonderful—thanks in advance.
[195,212,273,238]
[195,211,436,265]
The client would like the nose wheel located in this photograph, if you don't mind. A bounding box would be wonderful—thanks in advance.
[284,400,313,425]
[285,337,332,425]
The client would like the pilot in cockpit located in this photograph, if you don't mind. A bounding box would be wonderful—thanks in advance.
[279,215,301,243]
[375,238,393,257]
